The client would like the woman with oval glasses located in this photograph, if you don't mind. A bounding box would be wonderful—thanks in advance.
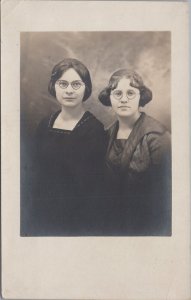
[31,58,107,235]
[99,69,171,235]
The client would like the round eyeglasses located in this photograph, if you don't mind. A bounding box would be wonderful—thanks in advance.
[56,80,85,90]
[111,89,139,100]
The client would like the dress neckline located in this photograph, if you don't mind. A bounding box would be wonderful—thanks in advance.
[114,139,127,149]
[48,110,91,133]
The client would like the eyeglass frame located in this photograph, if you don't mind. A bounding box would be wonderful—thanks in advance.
[56,80,85,90]
[110,89,140,100]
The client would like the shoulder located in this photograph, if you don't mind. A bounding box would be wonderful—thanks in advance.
[143,130,171,165]
[35,111,59,135]
[37,115,50,129]
[83,112,108,146]
[140,113,168,135]
[146,131,171,147]
[142,114,171,147]
[131,113,170,147]
[85,111,105,133]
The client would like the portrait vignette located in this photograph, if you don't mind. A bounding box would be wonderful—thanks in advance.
[20,31,172,237]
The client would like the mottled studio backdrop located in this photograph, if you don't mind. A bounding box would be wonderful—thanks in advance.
[20,32,171,136]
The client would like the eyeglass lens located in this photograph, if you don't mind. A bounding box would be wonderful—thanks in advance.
[112,89,137,100]
[57,80,84,90]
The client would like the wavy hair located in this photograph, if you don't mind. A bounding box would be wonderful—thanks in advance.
[98,69,152,107]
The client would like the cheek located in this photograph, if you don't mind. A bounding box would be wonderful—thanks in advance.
[110,97,117,109]
[130,96,140,110]
[80,88,85,97]
[77,87,85,99]
[55,86,61,97]
[134,98,140,109]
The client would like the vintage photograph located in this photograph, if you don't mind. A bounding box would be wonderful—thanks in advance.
[20,31,172,237]
[2,1,190,299]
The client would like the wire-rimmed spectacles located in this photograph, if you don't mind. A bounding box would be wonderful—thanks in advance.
[56,80,85,90]
[111,89,139,100]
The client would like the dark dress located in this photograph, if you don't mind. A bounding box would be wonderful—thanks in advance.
[104,113,171,236]
[21,110,107,236]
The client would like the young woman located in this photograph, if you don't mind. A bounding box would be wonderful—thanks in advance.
[99,69,171,235]
[24,58,107,236]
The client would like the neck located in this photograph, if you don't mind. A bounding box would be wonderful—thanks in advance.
[60,104,85,121]
[118,112,141,130]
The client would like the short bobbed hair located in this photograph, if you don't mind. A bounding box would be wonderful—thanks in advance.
[98,69,152,107]
[48,58,92,101]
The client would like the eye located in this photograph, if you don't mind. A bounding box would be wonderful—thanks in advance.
[58,80,68,89]
[72,81,83,89]
[113,90,122,98]
[127,89,136,98]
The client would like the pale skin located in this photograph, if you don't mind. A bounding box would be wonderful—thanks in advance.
[110,78,141,139]
[53,68,86,130]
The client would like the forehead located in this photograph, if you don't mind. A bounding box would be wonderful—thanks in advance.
[115,77,138,91]
[59,68,81,81]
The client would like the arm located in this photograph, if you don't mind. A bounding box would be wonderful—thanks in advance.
[147,131,171,167]
[147,131,172,235]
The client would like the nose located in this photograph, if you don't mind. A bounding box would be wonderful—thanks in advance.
[65,84,74,94]
[120,95,128,103]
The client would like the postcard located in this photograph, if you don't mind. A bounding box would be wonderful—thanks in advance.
[1,1,190,299]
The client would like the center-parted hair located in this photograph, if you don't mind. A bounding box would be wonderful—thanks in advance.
[48,58,92,101]
[98,69,152,107]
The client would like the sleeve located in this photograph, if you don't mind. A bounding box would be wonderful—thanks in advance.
[34,117,49,140]
[27,117,50,199]
[146,131,172,235]
[20,117,48,235]
[147,131,171,166]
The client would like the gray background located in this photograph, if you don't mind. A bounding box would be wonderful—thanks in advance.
[20,31,171,135]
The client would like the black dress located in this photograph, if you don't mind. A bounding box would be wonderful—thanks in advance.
[21,111,108,236]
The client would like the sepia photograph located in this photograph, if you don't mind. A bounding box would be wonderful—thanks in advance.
[20,31,171,236]
[2,1,190,299]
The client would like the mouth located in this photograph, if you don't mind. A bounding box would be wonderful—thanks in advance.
[118,106,130,109]
[64,97,76,100]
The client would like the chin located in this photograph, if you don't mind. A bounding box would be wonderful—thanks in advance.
[62,101,78,107]
[117,110,133,117]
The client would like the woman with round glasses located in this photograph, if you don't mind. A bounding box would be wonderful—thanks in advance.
[99,69,171,235]
[31,58,107,235]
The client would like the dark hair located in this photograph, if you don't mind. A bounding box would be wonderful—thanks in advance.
[98,69,152,107]
[48,58,92,101]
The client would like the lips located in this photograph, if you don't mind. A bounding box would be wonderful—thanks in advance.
[118,106,130,108]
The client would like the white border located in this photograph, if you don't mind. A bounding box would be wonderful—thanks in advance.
[1,1,190,299]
